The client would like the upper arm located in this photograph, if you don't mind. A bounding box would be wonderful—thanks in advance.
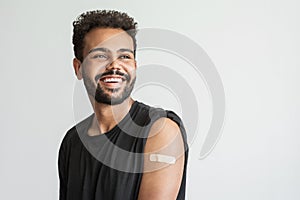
[58,137,68,200]
[138,117,185,200]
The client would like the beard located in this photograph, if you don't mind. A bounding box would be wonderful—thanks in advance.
[94,76,136,105]
[82,69,136,105]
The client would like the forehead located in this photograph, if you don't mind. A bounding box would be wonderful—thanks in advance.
[83,28,134,53]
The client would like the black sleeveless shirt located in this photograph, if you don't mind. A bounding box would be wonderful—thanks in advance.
[58,101,189,200]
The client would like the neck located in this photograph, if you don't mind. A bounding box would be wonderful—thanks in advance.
[88,97,134,136]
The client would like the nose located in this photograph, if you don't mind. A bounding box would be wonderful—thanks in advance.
[106,59,121,71]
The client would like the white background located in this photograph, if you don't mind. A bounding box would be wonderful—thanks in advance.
[1,0,300,199]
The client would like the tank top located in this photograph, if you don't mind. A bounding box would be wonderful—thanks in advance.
[58,100,188,200]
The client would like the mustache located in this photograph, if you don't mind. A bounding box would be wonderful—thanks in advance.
[94,70,130,82]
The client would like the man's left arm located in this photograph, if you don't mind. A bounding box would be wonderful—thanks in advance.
[138,117,185,200]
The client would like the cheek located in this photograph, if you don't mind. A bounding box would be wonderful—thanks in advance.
[83,61,106,76]
[124,64,135,75]
[128,70,136,81]
[123,61,136,73]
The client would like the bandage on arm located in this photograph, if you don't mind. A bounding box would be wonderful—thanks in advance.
[138,117,185,200]
[143,120,184,172]
[149,153,176,164]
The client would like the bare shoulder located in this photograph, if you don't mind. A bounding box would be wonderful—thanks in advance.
[145,117,182,152]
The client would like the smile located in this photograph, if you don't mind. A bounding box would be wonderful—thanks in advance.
[98,75,127,89]
[102,77,123,83]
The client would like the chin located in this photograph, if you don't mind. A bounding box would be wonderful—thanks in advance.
[95,92,130,105]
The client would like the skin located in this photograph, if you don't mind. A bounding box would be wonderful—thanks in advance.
[73,28,137,133]
[73,28,185,199]
[138,117,185,200]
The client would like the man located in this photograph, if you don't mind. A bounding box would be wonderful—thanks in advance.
[58,10,189,200]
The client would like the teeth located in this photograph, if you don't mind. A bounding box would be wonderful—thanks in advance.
[103,77,122,83]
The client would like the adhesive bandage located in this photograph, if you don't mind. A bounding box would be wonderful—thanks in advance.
[149,154,176,164]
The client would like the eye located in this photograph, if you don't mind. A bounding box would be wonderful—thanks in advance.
[119,54,132,59]
[92,54,108,60]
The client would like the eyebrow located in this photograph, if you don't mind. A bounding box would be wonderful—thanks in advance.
[88,47,134,55]
[88,47,109,54]
[117,48,134,54]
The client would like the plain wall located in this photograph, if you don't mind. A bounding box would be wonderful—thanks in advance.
[1,0,299,199]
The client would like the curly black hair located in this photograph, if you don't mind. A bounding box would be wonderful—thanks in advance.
[72,10,138,61]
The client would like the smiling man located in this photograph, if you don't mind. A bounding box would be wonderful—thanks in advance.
[58,10,189,200]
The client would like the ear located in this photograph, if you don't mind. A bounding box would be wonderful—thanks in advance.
[134,59,137,69]
[73,58,83,80]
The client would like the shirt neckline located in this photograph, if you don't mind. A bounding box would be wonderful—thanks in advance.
[84,100,139,139]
